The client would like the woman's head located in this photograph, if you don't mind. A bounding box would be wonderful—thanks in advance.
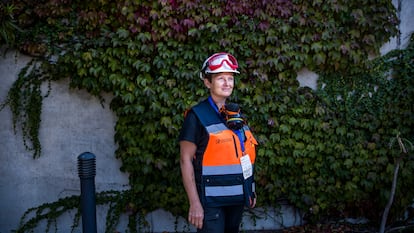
[204,72,235,99]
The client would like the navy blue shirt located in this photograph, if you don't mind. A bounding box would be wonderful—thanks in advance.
[179,108,209,158]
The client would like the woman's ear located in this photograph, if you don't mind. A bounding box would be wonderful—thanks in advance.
[203,77,211,89]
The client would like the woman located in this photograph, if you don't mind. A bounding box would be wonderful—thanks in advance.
[179,52,258,233]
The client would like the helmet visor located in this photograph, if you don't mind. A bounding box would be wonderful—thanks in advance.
[207,53,239,71]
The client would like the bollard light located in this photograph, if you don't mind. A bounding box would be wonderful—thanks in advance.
[78,152,97,233]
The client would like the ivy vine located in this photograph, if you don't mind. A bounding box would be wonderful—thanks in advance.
[0,61,52,158]
[2,0,413,232]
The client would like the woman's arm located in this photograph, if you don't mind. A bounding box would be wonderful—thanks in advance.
[180,140,204,229]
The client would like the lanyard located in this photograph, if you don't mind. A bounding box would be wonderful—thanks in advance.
[208,96,245,152]
[234,129,246,153]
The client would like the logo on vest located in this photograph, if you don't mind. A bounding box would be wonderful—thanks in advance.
[216,138,232,144]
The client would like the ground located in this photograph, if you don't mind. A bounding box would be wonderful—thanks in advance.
[244,222,414,233]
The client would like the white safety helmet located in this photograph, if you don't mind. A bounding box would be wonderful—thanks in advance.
[199,52,240,80]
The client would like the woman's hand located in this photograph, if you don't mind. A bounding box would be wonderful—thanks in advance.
[188,201,204,229]
[249,196,257,208]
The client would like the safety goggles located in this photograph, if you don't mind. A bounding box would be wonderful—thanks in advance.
[206,52,239,71]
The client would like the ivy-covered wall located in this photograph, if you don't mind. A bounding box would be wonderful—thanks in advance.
[1,0,413,232]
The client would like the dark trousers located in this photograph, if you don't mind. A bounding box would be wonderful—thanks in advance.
[197,205,244,233]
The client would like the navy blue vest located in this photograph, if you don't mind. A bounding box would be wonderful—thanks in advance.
[192,99,257,207]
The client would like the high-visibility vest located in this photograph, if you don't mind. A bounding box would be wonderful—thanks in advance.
[192,99,258,207]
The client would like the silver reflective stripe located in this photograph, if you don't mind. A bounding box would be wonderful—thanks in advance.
[205,185,243,197]
[252,182,255,192]
[206,123,227,133]
[202,164,242,175]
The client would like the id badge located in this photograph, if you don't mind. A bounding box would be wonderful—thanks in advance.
[240,154,253,180]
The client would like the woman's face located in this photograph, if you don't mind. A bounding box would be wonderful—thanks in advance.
[204,72,234,99]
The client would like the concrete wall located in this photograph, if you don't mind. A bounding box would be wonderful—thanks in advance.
[0,51,130,232]
[1,1,413,232]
